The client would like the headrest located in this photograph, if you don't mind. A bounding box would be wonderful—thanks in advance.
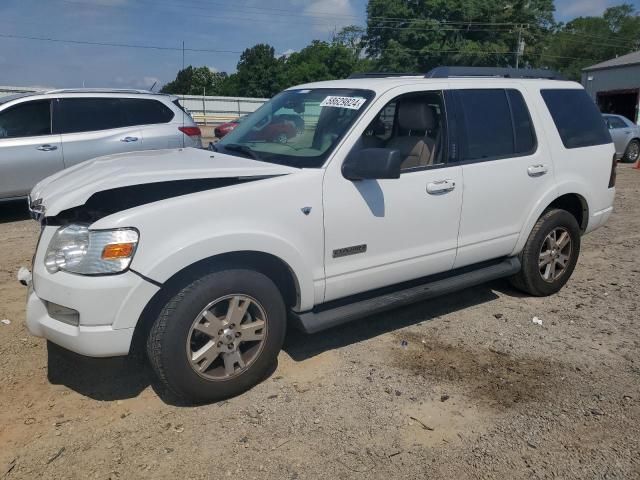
[397,101,435,131]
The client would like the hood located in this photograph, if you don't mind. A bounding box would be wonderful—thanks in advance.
[31,147,298,217]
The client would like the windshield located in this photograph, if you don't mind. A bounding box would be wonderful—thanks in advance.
[217,88,374,168]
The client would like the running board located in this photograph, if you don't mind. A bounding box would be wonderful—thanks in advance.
[291,257,521,334]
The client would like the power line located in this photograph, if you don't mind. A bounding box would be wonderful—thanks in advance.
[0,33,243,54]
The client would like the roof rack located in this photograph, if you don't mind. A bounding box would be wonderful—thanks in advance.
[44,88,155,95]
[425,66,565,80]
[348,72,422,79]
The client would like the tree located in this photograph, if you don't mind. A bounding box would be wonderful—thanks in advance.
[544,4,640,80]
[160,66,228,95]
[233,44,285,98]
[365,0,555,72]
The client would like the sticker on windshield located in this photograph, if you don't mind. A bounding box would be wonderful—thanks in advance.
[320,96,367,110]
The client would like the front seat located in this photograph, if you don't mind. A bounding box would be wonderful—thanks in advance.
[386,101,436,169]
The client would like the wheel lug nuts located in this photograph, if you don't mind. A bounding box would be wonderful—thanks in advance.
[217,342,223,347]
[218,330,223,335]
[235,332,241,338]
[227,344,233,350]
[230,324,236,329]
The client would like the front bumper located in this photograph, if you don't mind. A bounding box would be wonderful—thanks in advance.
[26,285,135,357]
[25,226,161,357]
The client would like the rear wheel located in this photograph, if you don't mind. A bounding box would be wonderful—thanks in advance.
[275,133,288,144]
[510,209,581,296]
[147,269,286,403]
[623,139,639,163]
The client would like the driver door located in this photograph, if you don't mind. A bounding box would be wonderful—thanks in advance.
[322,87,463,303]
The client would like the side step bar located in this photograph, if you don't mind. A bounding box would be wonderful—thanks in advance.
[291,257,521,334]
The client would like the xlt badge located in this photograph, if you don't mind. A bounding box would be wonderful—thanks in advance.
[333,244,367,258]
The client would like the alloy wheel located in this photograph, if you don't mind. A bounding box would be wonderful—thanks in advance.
[538,227,572,282]
[186,295,267,380]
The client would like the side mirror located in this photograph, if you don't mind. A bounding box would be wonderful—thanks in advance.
[342,148,403,181]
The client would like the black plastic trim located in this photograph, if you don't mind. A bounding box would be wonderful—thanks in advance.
[130,269,163,288]
[290,257,521,334]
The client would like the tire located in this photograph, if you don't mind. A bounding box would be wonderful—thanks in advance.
[147,269,286,404]
[509,209,581,297]
[623,139,640,163]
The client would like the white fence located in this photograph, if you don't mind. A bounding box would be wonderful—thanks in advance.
[0,86,267,127]
[179,95,268,126]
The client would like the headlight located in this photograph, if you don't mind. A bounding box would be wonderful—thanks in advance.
[45,225,139,275]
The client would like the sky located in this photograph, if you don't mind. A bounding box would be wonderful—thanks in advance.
[0,0,637,89]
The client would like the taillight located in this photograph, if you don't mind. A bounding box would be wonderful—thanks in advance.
[179,126,201,137]
[608,153,617,188]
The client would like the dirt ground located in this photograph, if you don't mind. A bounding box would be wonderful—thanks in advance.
[1,166,639,480]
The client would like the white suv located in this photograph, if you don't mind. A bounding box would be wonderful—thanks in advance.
[0,89,202,201]
[21,67,616,403]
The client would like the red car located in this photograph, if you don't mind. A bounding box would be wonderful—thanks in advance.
[214,116,243,139]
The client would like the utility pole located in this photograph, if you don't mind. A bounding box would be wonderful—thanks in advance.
[516,25,525,69]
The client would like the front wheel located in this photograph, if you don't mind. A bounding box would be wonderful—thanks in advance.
[623,139,639,163]
[510,209,581,297]
[147,269,286,403]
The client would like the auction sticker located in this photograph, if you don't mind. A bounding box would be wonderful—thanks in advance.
[320,96,367,110]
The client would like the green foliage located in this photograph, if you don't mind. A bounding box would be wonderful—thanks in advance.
[544,4,640,80]
[160,2,640,96]
[366,0,555,71]
[160,66,227,95]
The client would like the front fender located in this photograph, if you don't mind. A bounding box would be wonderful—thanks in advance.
[132,231,317,312]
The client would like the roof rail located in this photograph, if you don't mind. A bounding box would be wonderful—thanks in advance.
[348,72,422,79]
[425,66,566,80]
[44,88,155,95]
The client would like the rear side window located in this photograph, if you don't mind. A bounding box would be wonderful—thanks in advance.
[55,98,123,134]
[508,90,537,154]
[541,89,611,149]
[121,98,174,126]
[453,89,537,161]
[0,100,51,138]
[607,116,626,129]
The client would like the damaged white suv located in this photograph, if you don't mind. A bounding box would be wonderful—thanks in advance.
[22,67,616,403]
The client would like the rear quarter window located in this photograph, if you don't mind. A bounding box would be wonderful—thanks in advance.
[121,98,174,126]
[541,89,611,149]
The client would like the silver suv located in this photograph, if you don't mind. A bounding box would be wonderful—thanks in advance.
[0,89,202,201]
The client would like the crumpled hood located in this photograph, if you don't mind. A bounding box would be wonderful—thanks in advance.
[31,147,299,216]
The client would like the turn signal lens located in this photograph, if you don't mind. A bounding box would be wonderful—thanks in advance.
[102,243,135,260]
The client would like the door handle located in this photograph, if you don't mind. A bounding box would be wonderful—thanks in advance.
[427,179,456,195]
[120,136,139,143]
[527,164,548,177]
[36,144,58,151]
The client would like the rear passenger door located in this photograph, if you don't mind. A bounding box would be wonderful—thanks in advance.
[119,98,182,149]
[449,87,555,268]
[53,97,144,167]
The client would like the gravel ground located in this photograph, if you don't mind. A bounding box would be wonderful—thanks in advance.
[0,166,638,480]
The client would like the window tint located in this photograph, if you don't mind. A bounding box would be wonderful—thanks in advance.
[0,100,51,138]
[121,98,174,126]
[56,98,124,134]
[457,89,514,160]
[607,116,626,129]
[541,89,611,149]
[508,89,537,154]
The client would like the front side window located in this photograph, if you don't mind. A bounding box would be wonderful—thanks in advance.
[541,89,611,149]
[0,100,51,139]
[217,88,374,168]
[55,98,124,134]
[354,90,447,171]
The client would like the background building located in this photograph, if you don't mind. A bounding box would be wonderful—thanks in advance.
[582,51,640,124]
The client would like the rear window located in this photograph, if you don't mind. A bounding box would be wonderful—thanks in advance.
[541,89,611,149]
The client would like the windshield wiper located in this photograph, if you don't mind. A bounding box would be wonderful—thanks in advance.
[222,143,260,160]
